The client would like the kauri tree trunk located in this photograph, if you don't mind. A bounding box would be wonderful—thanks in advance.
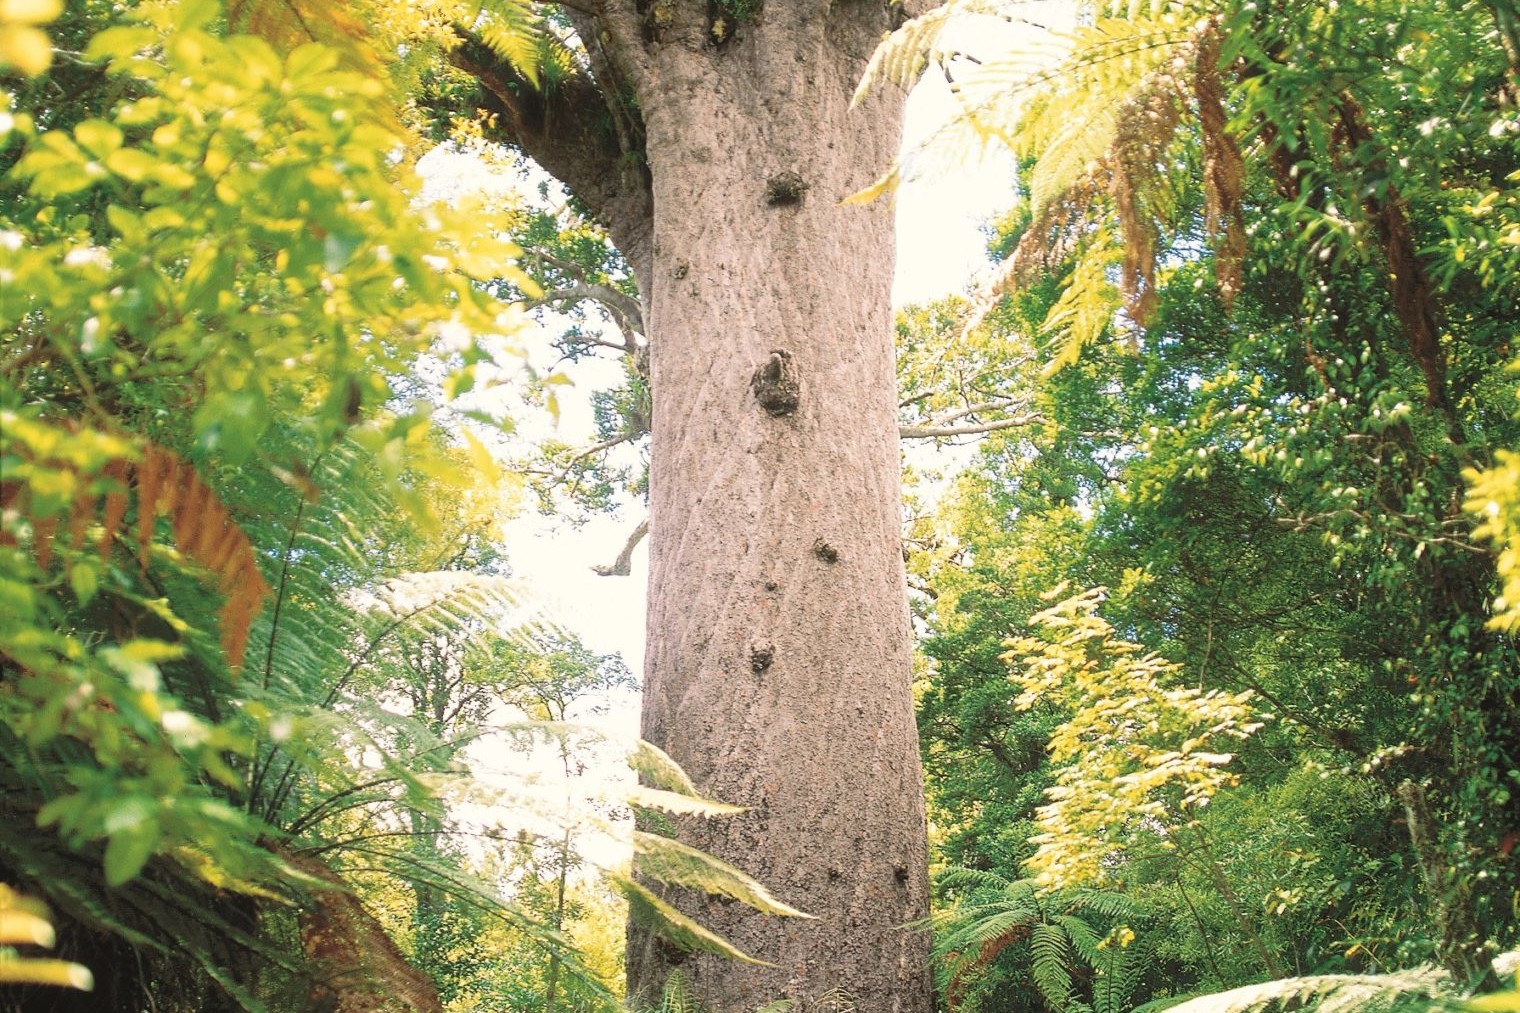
[452,4,935,1011]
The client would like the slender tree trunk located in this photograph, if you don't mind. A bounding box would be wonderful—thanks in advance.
[626,8,931,1012]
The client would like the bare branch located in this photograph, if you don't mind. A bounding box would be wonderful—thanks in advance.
[529,281,646,336]
[898,414,1046,440]
[592,517,649,576]
[915,397,1032,427]
[569,431,643,464]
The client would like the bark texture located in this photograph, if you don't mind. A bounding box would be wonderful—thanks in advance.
[281,849,445,1013]
[459,4,934,1010]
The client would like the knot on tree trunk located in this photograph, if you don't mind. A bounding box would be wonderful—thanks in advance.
[751,349,801,416]
[764,171,808,207]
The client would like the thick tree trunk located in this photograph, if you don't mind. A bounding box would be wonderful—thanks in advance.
[461,3,935,1009]
[626,7,932,1012]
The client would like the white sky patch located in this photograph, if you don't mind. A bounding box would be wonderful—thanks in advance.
[892,72,1019,306]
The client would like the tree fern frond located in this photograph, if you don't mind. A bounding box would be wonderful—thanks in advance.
[627,739,703,796]
[1015,17,1191,213]
[617,876,769,966]
[755,1001,797,1013]
[853,0,1006,104]
[1105,936,1153,1013]
[631,832,813,919]
[1031,920,1076,1008]
[1162,969,1455,1013]
[662,969,702,1013]
[0,826,159,949]
[1055,912,1103,963]
[623,784,746,818]
[1070,888,1139,922]
[1040,229,1123,373]
[935,866,1018,893]
[936,906,1040,959]
[476,0,551,87]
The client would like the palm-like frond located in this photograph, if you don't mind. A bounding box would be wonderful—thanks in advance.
[630,833,813,920]
[619,877,773,966]
[1030,920,1076,1008]
[476,0,558,88]
[1159,969,1456,1013]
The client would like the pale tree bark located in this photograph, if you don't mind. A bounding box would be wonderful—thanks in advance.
[455,4,935,1011]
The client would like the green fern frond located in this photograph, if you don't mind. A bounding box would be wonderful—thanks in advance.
[1040,228,1123,373]
[476,0,549,87]
[631,832,814,919]
[854,0,1001,104]
[628,739,703,796]
[1106,937,1154,1013]
[935,866,1021,894]
[1070,888,1139,922]
[1092,934,1147,1013]
[1055,912,1104,963]
[1162,969,1455,1013]
[937,906,1040,958]
[755,1001,797,1013]
[624,784,746,818]
[1014,17,1191,214]
[662,969,702,1013]
[0,826,159,949]
[617,876,769,966]
[1031,920,1076,1007]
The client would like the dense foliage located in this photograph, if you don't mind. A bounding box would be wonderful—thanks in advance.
[884,1,1520,1010]
[3,0,1518,1010]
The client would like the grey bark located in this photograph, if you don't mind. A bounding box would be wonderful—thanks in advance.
[458,4,935,1011]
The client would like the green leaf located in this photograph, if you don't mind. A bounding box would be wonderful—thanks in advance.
[68,561,98,605]
[105,148,158,183]
[104,819,160,887]
[82,24,157,63]
[74,118,122,158]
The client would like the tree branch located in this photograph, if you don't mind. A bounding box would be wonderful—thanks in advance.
[530,281,646,336]
[898,413,1045,440]
[448,25,654,284]
[592,517,648,576]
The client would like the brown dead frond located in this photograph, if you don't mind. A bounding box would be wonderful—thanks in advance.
[1196,19,1246,310]
[9,434,270,669]
[1108,49,1188,327]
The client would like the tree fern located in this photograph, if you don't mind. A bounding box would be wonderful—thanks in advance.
[930,868,1147,1013]
[476,0,560,88]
